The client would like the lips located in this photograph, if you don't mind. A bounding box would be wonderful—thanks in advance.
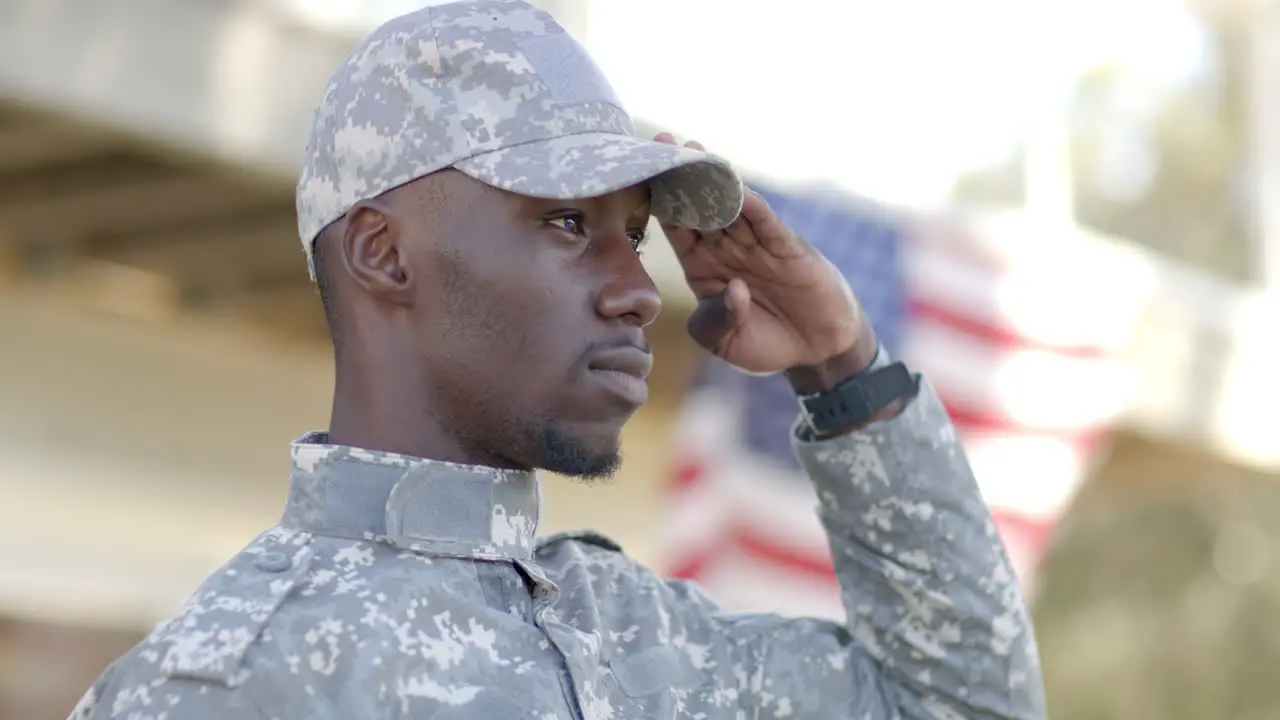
[587,346,654,380]
[587,346,653,406]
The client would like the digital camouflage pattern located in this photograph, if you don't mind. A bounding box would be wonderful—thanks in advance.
[69,347,1045,719]
[294,0,744,279]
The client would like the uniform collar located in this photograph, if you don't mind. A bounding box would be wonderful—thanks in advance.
[281,431,541,561]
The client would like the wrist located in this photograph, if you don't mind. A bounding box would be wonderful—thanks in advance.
[787,323,915,438]
[784,322,879,395]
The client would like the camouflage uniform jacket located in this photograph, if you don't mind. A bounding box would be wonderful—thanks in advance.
[70,365,1045,719]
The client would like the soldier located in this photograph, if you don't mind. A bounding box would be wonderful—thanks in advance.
[70,1,1045,718]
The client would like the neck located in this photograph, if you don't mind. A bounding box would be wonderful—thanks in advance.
[327,349,479,465]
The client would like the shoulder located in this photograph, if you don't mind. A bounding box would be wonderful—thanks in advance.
[534,529,644,580]
[77,527,317,717]
[535,529,657,597]
[145,526,317,686]
[534,529,723,614]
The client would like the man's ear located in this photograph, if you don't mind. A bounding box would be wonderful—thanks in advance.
[339,198,415,305]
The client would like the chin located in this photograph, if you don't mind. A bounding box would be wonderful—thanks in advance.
[534,421,624,482]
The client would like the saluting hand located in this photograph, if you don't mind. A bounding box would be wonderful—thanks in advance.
[655,133,875,385]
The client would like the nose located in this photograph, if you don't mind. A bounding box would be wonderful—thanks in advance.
[594,241,662,327]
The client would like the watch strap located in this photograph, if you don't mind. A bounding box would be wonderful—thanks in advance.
[797,361,919,434]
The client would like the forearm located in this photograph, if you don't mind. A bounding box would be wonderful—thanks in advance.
[792,353,1046,719]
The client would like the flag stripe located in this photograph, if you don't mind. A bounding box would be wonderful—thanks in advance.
[733,525,836,580]
[943,402,1106,452]
[660,185,1130,611]
[907,322,1132,434]
[907,298,1106,359]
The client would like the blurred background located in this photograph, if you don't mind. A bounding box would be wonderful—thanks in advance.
[1,0,1278,717]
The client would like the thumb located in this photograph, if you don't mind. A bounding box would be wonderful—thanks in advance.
[687,278,750,355]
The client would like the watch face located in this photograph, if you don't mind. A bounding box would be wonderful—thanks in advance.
[804,362,918,433]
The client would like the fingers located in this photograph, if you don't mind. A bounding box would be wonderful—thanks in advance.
[654,132,705,153]
[722,214,756,249]
[738,189,782,234]
[725,276,750,318]
[739,188,803,257]
[685,278,750,356]
[659,221,698,257]
[654,133,800,259]
[705,189,792,255]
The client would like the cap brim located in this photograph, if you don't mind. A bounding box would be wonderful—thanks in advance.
[453,132,744,231]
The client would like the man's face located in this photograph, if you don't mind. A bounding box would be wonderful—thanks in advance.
[397,171,661,480]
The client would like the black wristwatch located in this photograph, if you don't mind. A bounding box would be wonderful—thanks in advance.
[796,361,920,435]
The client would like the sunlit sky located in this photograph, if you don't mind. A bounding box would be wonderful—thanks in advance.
[276,0,1208,208]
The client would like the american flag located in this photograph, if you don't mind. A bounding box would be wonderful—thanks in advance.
[659,182,1135,619]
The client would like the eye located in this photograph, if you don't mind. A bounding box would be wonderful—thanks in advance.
[546,213,586,236]
[628,228,649,255]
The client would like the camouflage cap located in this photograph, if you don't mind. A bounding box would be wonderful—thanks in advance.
[295,0,745,279]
